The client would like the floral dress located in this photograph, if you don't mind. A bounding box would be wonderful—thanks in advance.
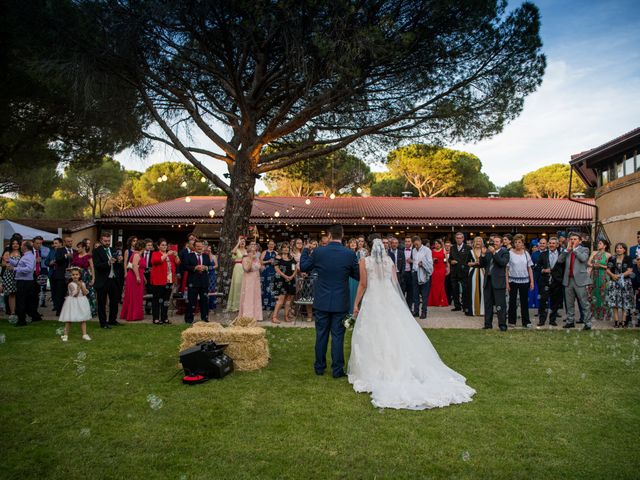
[261,250,277,311]
[1,252,20,294]
[274,256,297,296]
[606,255,634,310]
[589,251,609,321]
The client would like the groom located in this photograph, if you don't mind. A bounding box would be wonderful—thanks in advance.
[301,225,359,378]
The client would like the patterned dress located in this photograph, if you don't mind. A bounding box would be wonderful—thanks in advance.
[606,255,634,310]
[274,256,297,296]
[589,251,609,321]
[261,250,277,311]
[208,254,218,310]
[1,252,20,294]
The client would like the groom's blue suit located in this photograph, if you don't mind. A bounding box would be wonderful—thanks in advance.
[301,241,359,377]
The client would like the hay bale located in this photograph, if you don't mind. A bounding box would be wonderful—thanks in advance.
[179,322,270,371]
[231,316,258,328]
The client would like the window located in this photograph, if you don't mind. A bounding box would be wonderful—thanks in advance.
[600,168,608,185]
[609,163,616,181]
[636,150,640,173]
[616,159,624,179]
[624,154,634,176]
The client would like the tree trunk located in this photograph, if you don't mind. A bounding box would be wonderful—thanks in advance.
[217,153,256,308]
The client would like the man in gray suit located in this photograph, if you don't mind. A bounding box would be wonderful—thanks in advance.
[557,232,593,330]
[480,234,510,331]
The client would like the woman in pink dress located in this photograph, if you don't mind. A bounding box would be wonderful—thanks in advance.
[428,239,449,307]
[239,241,263,321]
[120,239,146,322]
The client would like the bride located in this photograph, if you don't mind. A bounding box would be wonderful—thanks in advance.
[349,236,476,410]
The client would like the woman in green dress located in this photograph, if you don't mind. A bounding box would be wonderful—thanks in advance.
[588,239,611,322]
[225,236,247,312]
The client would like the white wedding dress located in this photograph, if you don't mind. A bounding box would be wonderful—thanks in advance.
[348,240,476,410]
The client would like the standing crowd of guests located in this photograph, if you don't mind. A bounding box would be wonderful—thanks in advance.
[2,228,639,333]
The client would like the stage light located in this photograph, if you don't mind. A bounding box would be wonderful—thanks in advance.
[185,197,192,203]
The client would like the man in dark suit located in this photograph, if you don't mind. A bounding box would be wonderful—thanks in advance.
[52,236,74,315]
[141,238,154,314]
[387,236,405,292]
[300,224,359,378]
[448,231,470,312]
[630,231,640,327]
[93,233,122,328]
[184,240,211,324]
[536,236,563,326]
[401,236,414,307]
[480,234,509,331]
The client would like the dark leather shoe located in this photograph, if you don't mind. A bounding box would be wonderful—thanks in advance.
[499,326,508,332]
[576,319,584,324]
[419,314,427,320]
[332,372,347,379]
[452,307,462,312]
[537,321,545,326]
[412,311,419,317]
[549,321,558,326]
[315,370,325,376]
[563,323,575,329]
[582,324,592,331]
[108,321,123,326]
[101,325,111,329]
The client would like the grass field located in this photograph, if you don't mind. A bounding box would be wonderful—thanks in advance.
[1,320,639,480]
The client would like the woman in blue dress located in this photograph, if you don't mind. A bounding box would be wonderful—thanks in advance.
[206,242,218,310]
[260,240,277,312]
[528,239,540,309]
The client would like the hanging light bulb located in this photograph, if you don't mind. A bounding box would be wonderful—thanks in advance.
[157,177,163,183]
[274,211,280,217]
[181,181,188,188]
[356,187,363,194]
[305,198,311,205]
[162,174,168,181]
[329,193,336,200]
[209,209,215,217]
[200,177,206,183]
[185,196,192,203]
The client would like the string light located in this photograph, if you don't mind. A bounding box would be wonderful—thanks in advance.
[305,199,311,205]
[185,197,191,203]
[356,187,363,194]
[162,175,168,181]
[200,177,206,183]
[181,181,188,188]
[329,193,336,200]
[209,209,215,217]
[274,211,280,217]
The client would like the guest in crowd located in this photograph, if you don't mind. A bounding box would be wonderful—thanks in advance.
[528,238,542,310]
[309,239,319,251]
[239,241,263,321]
[411,235,433,319]
[72,241,97,317]
[58,267,92,341]
[630,231,640,326]
[536,236,563,326]
[557,232,568,252]
[9,241,42,326]
[387,236,406,301]
[1,238,22,321]
[606,242,634,328]
[120,239,146,322]
[225,236,246,312]
[177,234,197,294]
[356,236,368,260]
[588,239,611,322]
[320,234,330,247]
[382,237,389,251]
[465,236,485,316]
[402,236,414,308]
[141,238,154,315]
[272,242,297,323]
[448,231,469,312]
[123,236,138,270]
[558,232,593,330]
[507,234,534,328]
[112,240,125,302]
[150,238,179,324]
[502,234,513,250]
[32,236,49,308]
[480,234,509,330]
[427,239,448,307]
[53,237,75,316]
[184,240,211,323]
[444,240,453,304]
[93,234,122,328]
[347,238,359,314]
[291,237,312,322]
[260,240,277,312]
[205,242,218,311]
[45,238,61,311]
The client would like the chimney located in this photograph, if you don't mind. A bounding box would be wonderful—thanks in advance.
[488,191,499,198]
[401,191,413,198]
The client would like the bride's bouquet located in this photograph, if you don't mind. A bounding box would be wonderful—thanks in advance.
[343,314,356,330]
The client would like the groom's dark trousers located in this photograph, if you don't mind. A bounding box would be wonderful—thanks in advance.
[300,241,359,377]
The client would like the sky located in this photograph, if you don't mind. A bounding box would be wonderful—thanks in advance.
[115,0,640,190]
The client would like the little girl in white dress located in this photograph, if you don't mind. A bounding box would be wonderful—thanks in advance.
[59,268,92,342]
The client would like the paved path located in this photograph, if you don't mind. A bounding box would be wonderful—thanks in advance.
[28,304,627,330]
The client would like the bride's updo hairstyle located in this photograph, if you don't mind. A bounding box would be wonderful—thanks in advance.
[368,233,386,264]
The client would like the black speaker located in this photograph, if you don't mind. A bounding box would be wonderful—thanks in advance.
[179,341,234,380]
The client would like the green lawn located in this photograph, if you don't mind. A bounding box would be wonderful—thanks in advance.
[1,321,639,480]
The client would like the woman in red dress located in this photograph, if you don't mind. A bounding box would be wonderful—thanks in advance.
[428,239,449,307]
[120,239,147,322]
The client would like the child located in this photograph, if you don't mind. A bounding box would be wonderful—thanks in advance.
[59,267,92,342]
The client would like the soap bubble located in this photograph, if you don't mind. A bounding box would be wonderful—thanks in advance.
[534,357,540,363]
[8,316,17,325]
[146,394,164,410]
[76,364,86,376]
[56,327,64,336]
[378,408,385,414]
[77,351,87,361]
[580,373,586,380]
[461,451,471,462]
[0,333,5,344]
[79,428,91,438]
[546,368,552,376]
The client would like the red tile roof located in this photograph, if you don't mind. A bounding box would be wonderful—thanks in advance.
[100,196,594,228]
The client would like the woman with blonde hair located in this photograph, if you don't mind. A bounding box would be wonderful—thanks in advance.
[506,234,534,328]
[465,236,485,316]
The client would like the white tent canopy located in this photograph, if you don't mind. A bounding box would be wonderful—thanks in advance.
[0,219,57,242]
